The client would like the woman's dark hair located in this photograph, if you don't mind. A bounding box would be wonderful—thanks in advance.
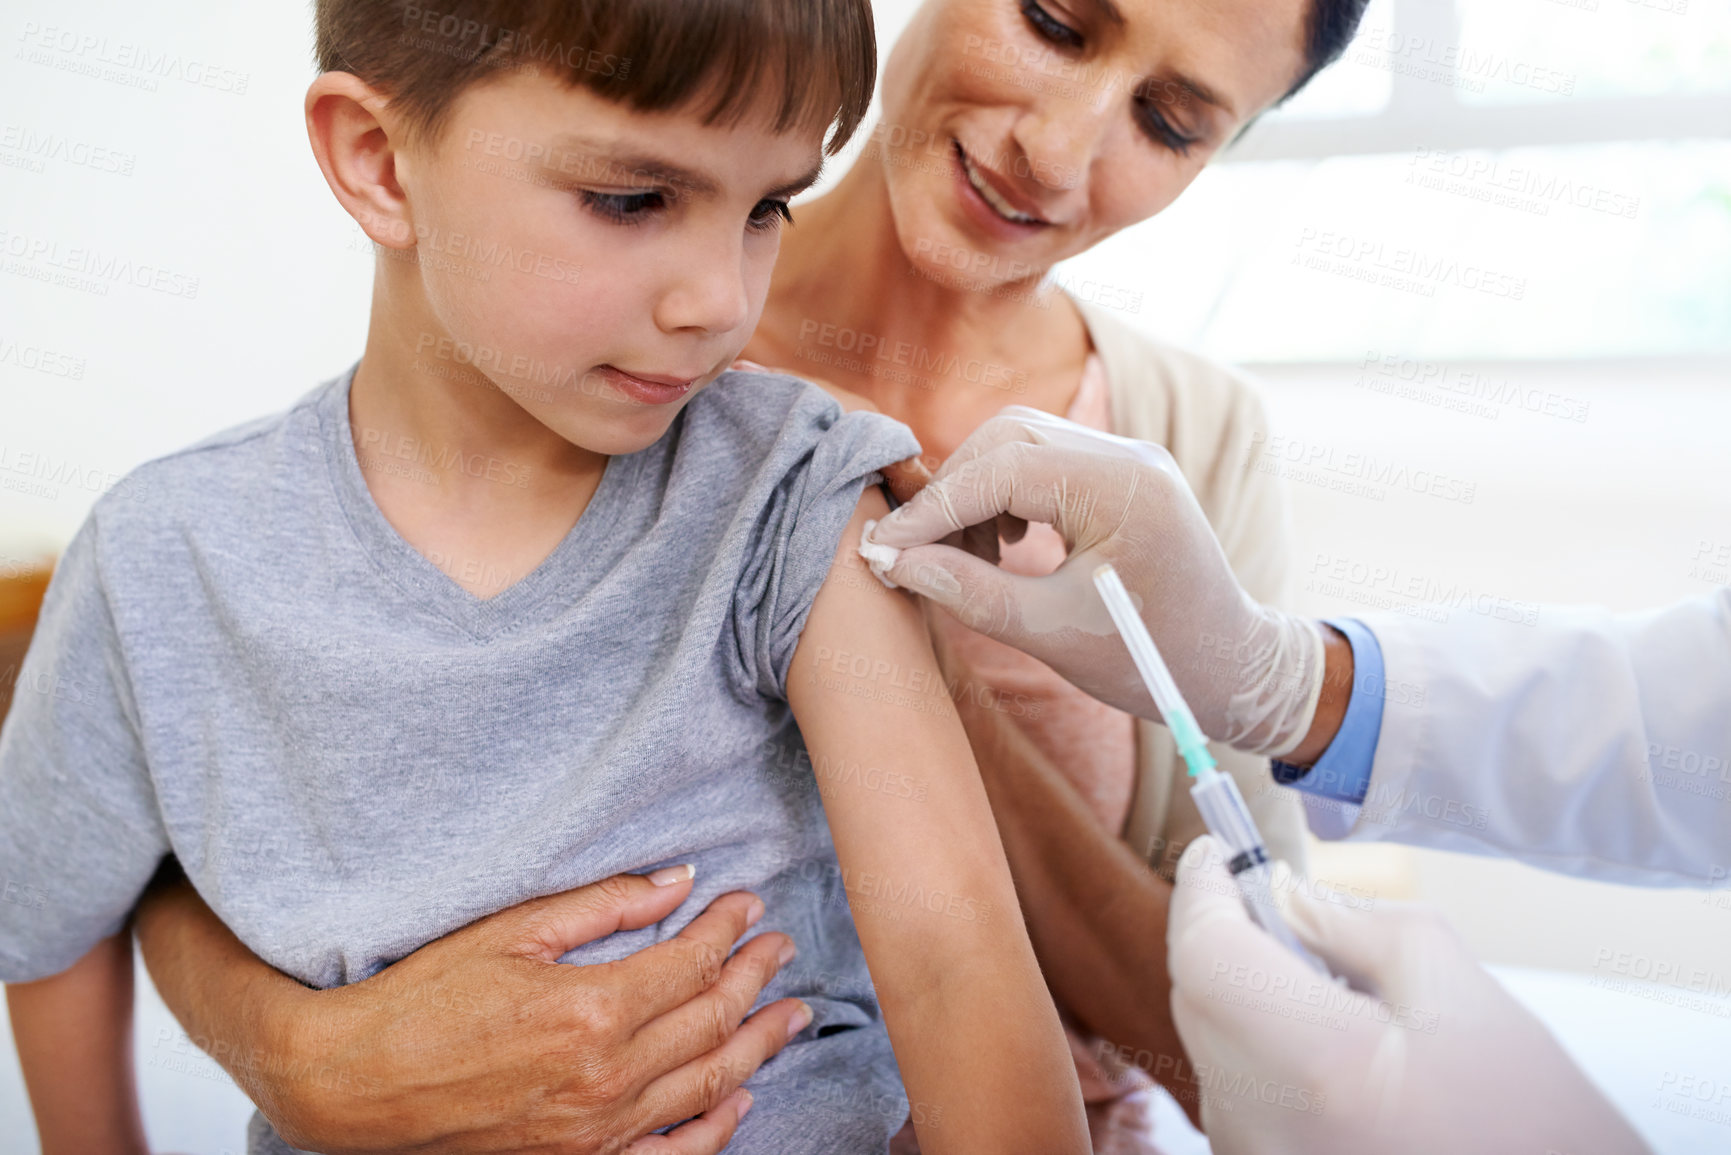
[1286,0,1373,100]
[315,0,876,154]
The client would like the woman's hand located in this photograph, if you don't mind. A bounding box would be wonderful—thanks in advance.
[135,869,807,1155]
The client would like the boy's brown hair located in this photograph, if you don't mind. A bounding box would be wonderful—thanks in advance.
[316,0,877,154]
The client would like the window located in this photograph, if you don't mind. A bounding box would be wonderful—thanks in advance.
[1055,0,1731,361]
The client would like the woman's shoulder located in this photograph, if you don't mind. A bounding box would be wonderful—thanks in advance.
[1070,295,1272,453]
[1071,296,1288,591]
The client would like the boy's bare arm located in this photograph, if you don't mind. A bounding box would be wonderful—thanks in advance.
[6,931,149,1155]
[955,710,1201,1123]
[787,488,1090,1155]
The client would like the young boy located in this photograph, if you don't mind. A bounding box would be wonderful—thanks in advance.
[0,2,1091,1153]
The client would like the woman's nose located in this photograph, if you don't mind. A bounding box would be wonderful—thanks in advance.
[1012,94,1111,194]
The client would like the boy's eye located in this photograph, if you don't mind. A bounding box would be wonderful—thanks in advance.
[580,189,669,225]
[1019,0,1083,50]
[749,199,794,233]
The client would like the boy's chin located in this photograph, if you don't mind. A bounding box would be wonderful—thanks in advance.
[539,402,694,458]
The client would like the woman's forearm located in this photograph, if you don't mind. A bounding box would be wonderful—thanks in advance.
[971,716,1199,1118]
[131,861,809,1155]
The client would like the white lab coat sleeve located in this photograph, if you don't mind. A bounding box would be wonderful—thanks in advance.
[1322,590,1731,887]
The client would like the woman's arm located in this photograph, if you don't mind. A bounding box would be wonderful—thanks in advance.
[132,866,804,1154]
[6,931,149,1155]
[787,489,1090,1155]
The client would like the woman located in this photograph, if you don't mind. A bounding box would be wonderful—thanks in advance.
[744,1,1356,1144]
[131,0,1369,1150]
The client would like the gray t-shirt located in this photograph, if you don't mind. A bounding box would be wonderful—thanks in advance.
[0,364,923,1153]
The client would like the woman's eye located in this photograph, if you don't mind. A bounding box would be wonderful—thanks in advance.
[580,189,668,225]
[748,199,794,233]
[1019,0,1083,50]
[1137,104,1199,156]
[1133,80,1204,156]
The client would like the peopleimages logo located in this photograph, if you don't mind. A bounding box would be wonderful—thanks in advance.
[1356,351,1591,425]
[1247,431,1478,506]
[1305,553,1542,628]
[0,229,199,298]
[0,336,86,380]
[0,124,136,176]
[796,319,1028,394]
[1292,229,1527,301]
[1406,148,1640,221]
[15,23,251,95]
[0,443,144,506]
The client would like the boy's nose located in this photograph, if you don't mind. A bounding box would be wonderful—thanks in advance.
[654,234,753,336]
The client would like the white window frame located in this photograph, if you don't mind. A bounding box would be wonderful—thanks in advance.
[1222,0,1731,162]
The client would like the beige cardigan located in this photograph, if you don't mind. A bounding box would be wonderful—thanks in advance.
[1074,297,1309,878]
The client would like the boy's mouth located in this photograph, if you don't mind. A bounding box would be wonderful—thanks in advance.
[593,365,699,406]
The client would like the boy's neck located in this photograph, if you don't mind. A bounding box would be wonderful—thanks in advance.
[343,263,610,600]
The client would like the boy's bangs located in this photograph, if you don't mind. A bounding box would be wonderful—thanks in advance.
[323,0,875,155]
[568,0,875,153]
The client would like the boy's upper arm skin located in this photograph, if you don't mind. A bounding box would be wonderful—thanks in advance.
[786,488,1089,1154]
[788,487,1013,933]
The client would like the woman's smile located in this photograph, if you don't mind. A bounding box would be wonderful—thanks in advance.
[954,139,1054,228]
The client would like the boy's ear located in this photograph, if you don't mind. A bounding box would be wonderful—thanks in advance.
[305,72,416,251]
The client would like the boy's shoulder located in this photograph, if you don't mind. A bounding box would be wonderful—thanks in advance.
[678,368,914,468]
[684,367,842,438]
[88,376,337,541]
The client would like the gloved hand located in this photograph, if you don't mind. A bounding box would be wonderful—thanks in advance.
[1166,836,1653,1155]
[865,407,1324,757]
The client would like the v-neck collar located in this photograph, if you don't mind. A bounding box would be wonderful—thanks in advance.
[316,363,640,639]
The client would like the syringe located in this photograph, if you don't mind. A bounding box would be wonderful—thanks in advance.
[1092,564,1331,975]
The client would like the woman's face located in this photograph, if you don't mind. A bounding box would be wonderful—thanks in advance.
[876,0,1311,290]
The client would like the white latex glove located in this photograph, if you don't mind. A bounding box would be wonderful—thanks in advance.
[1166,836,1653,1155]
[866,407,1325,757]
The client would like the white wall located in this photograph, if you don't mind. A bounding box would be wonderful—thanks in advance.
[3,1,1729,1152]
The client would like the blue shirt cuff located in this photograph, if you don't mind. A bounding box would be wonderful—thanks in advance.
[1270,618,1384,806]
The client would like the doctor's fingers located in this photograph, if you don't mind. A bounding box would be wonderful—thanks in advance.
[929,407,1179,481]
[881,539,1072,644]
[873,441,1148,552]
[922,407,1078,480]
[1282,887,1475,1004]
[1169,839,1377,1055]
